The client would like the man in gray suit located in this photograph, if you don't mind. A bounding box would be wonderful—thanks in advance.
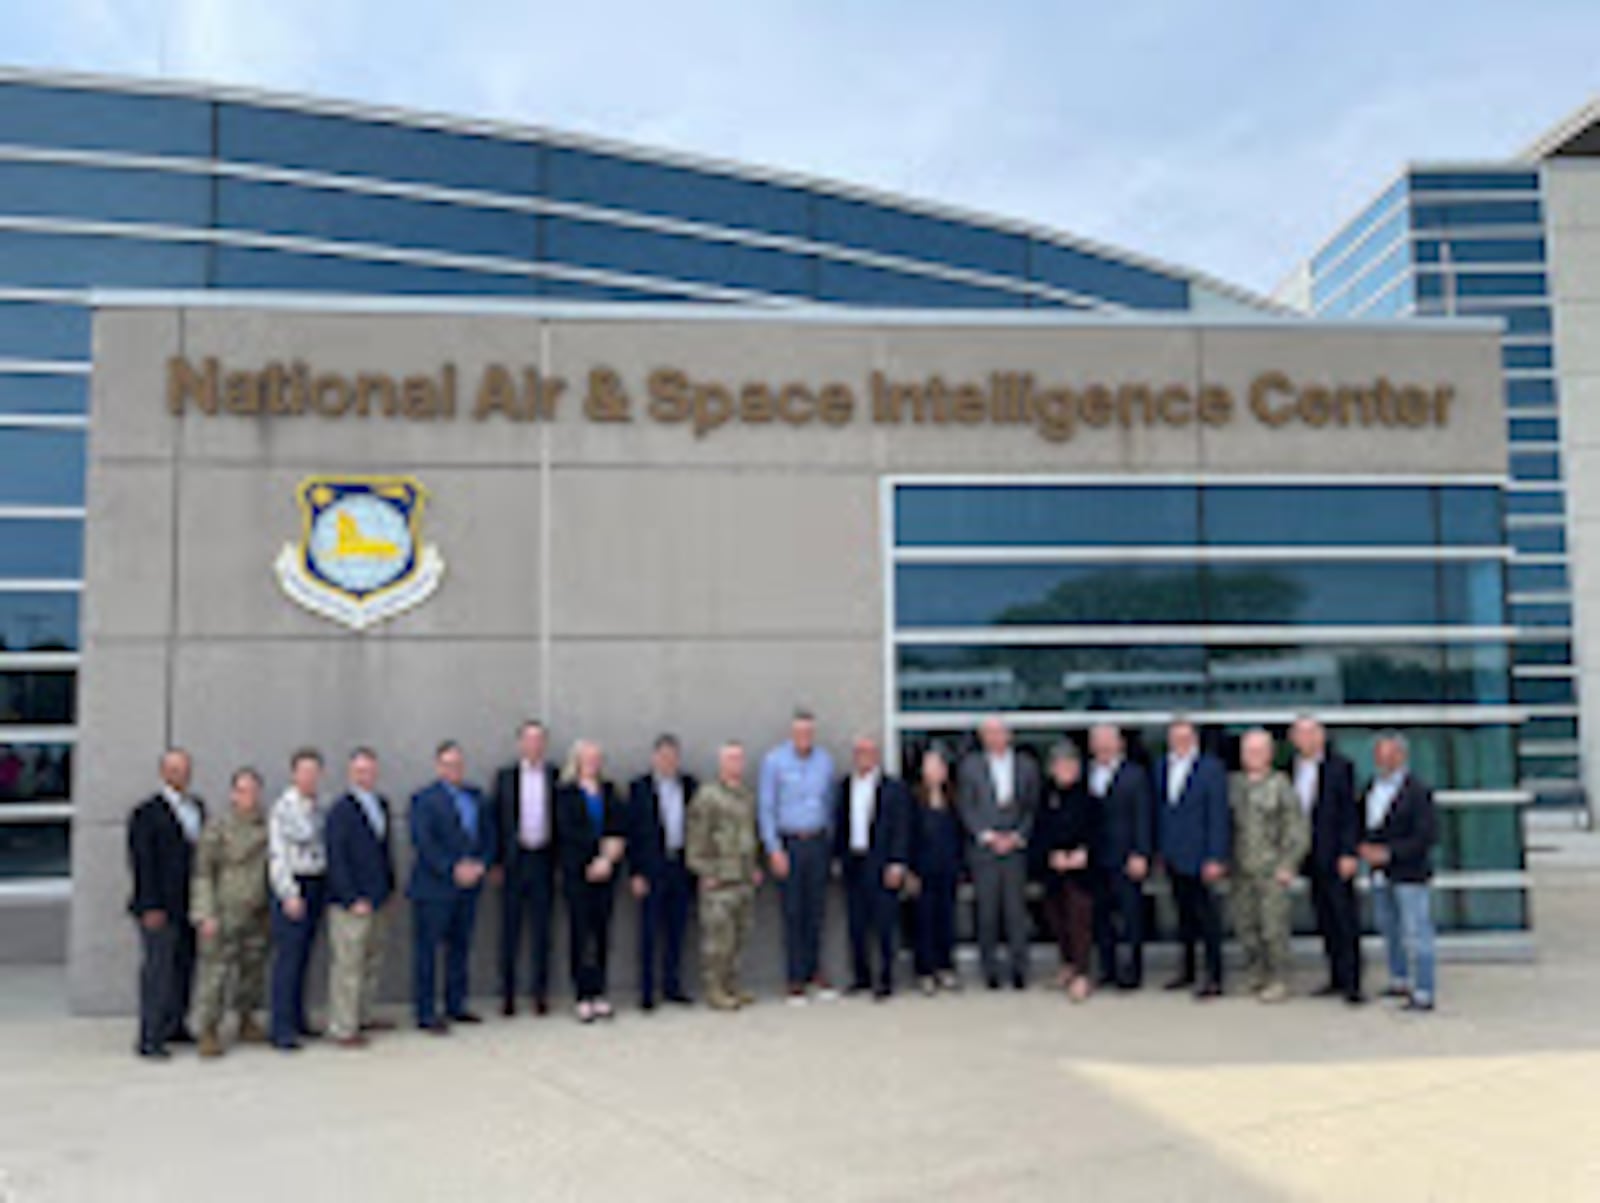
[957,717,1042,990]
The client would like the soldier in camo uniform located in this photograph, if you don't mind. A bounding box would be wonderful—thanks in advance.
[190,767,272,1055]
[685,742,764,1011]
[1229,728,1310,1004]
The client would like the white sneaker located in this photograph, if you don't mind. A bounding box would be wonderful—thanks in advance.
[813,982,839,1003]
[786,988,809,1007]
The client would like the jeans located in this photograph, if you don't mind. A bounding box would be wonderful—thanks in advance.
[1374,879,1436,1004]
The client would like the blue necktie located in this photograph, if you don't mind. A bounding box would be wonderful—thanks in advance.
[452,787,477,841]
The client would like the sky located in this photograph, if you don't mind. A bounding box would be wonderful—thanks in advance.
[6,0,1599,296]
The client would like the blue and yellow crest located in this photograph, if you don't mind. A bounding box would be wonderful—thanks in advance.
[274,476,445,630]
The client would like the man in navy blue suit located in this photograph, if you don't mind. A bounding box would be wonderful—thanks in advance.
[408,740,496,1033]
[325,747,396,1047]
[1155,719,1231,999]
[834,735,912,999]
[627,734,700,1011]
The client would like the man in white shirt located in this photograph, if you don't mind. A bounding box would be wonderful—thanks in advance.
[493,720,558,1016]
[628,734,701,1010]
[834,736,911,998]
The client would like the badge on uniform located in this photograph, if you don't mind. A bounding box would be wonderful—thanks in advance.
[274,476,445,630]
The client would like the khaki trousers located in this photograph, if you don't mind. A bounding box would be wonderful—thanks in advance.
[327,904,387,1038]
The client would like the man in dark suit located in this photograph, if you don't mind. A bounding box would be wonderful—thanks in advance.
[127,747,206,1060]
[833,735,912,999]
[493,720,558,1017]
[1087,724,1153,990]
[1290,716,1364,1004]
[325,747,397,1047]
[1358,731,1439,1012]
[956,716,1042,990]
[628,734,700,1010]
[1155,719,1230,999]
[408,740,497,1033]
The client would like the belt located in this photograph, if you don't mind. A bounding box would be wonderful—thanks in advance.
[782,828,826,841]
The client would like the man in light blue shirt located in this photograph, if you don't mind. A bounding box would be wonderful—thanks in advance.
[759,710,837,1003]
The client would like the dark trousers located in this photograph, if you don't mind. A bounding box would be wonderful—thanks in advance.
[914,869,958,977]
[1043,876,1094,976]
[136,918,196,1052]
[1093,866,1145,986]
[566,879,616,1001]
[843,854,898,989]
[779,834,829,986]
[500,846,554,1003]
[638,856,693,1002]
[971,849,1029,982]
[269,873,326,1044]
[413,891,478,1026]
[1309,860,1362,994]
[1170,871,1223,986]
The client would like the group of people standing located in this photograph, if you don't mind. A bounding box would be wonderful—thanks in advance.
[125,709,1440,1061]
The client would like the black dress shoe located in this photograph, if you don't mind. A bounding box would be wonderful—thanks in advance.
[1097,973,1118,989]
[640,997,656,1013]
[169,1027,197,1045]
[449,1011,484,1025]
[533,996,549,1016]
[664,991,694,1006]
[272,1039,302,1053]
[137,1044,171,1060]
[419,1019,450,1035]
[1116,976,1142,992]
[1011,973,1027,991]
[986,975,1002,991]
[874,983,893,1001]
[1344,991,1369,1007]
[1194,981,1223,1000]
[501,998,516,1018]
[1163,976,1196,992]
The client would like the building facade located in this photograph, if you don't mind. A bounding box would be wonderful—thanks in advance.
[1286,100,1600,818]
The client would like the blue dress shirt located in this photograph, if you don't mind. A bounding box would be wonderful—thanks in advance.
[758,741,835,853]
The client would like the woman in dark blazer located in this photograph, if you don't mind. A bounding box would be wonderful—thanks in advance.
[910,745,964,995]
[1034,741,1098,1003]
[554,740,627,1022]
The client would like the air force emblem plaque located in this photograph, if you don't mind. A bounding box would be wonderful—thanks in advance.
[274,476,445,630]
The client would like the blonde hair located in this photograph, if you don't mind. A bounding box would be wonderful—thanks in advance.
[560,739,603,785]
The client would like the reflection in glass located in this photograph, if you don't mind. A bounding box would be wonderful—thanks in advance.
[0,593,78,650]
[0,741,72,802]
[0,820,70,879]
[0,672,74,725]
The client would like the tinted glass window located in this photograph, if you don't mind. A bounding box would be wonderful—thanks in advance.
[0,160,210,226]
[1509,417,1558,443]
[1409,170,1539,193]
[1438,560,1507,626]
[1510,524,1565,555]
[814,258,1023,307]
[537,276,712,303]
[1506,490,1562,518]
[0,81,210,156]
[1452,888,1527,932]
[212,246,539,296]
[1312,177,1406,274]
[0,518,82,578]
[1203,485,1433,545]
[217,179,538,261]
[1522,715,1578,742]
[1514,676,1576,706]
[0,742,71,803]
[1440,806,1525,876]
[0,671,74,724]
[0,230,206,288]
[1511,451,1561,481]
[1313,227,1409,311]
[1440,642,1513,704]
[1414,237,1545,264]
[0,819,70,878]
[0,428,85,506]
[1329,725,1515,792]
[895,563,1205,627]
[1029,240,1188,310]
[894,485,1199,547]
[1438,487,1504,545]
[0,374,87,415]
[1411,199,1543,229]
[0,302,90,361]
[543,215,810,296]
[1512,640,1572,667]
[545,146,811,237]
[1457,272,1548,298]
[814,195,1028,278]
[1508,563,1568,594]
[1208,643,1497,705]
[1503,344,1554,371]
[1509,601,1570,628]
[1506,377,1555,407]
[218,103,540,194]
[0,592,77,650]
[898,644,1207,712]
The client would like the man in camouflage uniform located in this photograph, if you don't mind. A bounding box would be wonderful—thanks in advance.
[685,742,763,1011]
[1228,729,1311,1003]
[190,767,272,1055]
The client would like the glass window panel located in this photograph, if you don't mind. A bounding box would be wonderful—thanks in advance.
[1522,715,1578,742]
[0,374,87,415]
[1438,560,1507,626]
[1520,753,1580,780]
[0,81,211,156]
[0,518,81,578]
[895,563,1205,627]
[1441,643,1513,704]
[1431,237,1547,264]
[814,258,1024,307]
[0,229,207,289]
[1312,178,1407,275]
[1414,240,1441,264]
[1450,888,1527,932]
[1506,377,1556,407]
[1457,272,1548,298]
[1409,170,1540,193]
[0,671,74,724]
[1314,237,1411,314]
[897,644,1206,712]
[1506,489,1562,517]
[1437,806,1524,874]
[1207,561,1459,626]
[1030,239,1189,309]
[1513,640,1573,667]
[544,146,811,238]
[1514,675,1576,705]
[1353,282,1414,317]
[542,215,810,295]
[1414,273,1444,301]
[0,592,78,651]
[1510,525,1565,555]
[212,246,539,296]
[1438,487,1504,545]
[1203,485,1433,545]
[1509,562,1568,594]
[1332,726,1515,792]
[0,819,70,879]
[1511,450,1561,481]
[1207,644,1448,705]
[1508,417,1559,444]
[216,179,538,261]
[1510,601,1571,628]
[0,428,85,506]
[814,194,1029,278]
[894,484,1199,547]
[0,160,211,226]
[1411,199,1543,229]
[0,741,72,803]
[1503,344,1554,371]
[537,276,708,303]
[217,102,540,194]
[0,302,89,362]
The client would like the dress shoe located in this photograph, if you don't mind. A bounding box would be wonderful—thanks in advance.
[1011,973,1027,992]
[986,975,1002,991]
[639,997,656,1013]
[664,991,694,1006]
[1402,996,1435,1013]
[501,998,517,1018]
[1344,991,1369,1007]
[419,1019,450,1035]
[1382,984,1411,999]
[169,1026,197,1045]
[1116,976,1142,992]
[361,1018,398,1033]
[1163,975,1196,992]
[811,977,839,1002]
[449,1011,484,1025]
[874,983,893,1001]
[335,1033,370,1049]
[272,1039,302,1053]
[533,996,550,1016]
[299,1025,325,1041]
[1195,981,1224,1000]
[137,1044,171,1061]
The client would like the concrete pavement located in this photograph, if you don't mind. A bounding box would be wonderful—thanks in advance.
[3,834,1598,1202]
